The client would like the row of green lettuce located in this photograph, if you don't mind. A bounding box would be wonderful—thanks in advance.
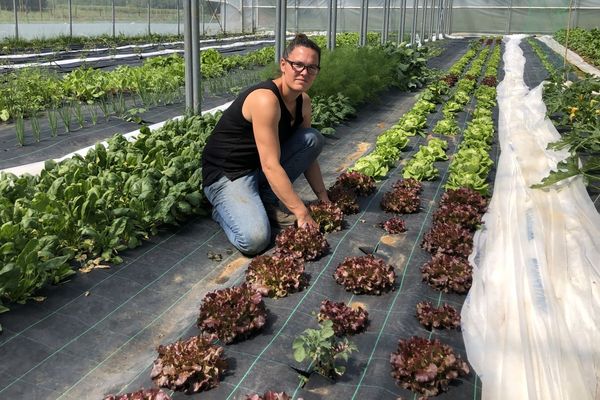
[350,37,500,196]
[349,39,485,180]
[0,38,430,312]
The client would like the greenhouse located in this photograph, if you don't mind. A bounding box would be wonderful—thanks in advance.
[0,0,599,399]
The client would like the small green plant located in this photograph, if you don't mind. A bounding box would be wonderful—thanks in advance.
[74,100,85,128]
[58,105,72,133]
[292,319,357,382]
[15,114,25,145]
[48,109,59,136]
[30,114,41,142]
[88,104,98,125]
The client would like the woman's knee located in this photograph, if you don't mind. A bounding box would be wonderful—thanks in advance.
[234,224,271,256]
[303,127,325,153]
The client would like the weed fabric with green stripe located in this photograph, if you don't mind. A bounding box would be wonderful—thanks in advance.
[0,39,485,400]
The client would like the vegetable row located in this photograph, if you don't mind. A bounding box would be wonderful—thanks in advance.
[0,39,429,312]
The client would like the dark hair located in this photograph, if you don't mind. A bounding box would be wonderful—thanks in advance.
[283,33,321,66]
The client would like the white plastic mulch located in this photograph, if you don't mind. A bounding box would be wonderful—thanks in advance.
[537,35,600,78]
[461,34,600,400]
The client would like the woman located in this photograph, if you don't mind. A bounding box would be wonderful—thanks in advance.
[202,34,329,255]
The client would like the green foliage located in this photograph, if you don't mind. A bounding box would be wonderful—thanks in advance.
[292,319,357,380]
[554,28,600,67]
[309,43,428,105]
[0,113,219,308]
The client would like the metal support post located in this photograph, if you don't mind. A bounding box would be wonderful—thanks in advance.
[359,0,368,47]
[435,0,444,39]
[112,0,116,37]
[68,0,73,37]
[419,0,426,44]
[410,0,418,46]
[184,0,193,111]
[327,0,338,50]
[275,0,286,62]
[148,0,152,35]
[192,0,201,113]
[13,0,18,40]
[223,0,227,33]
[177,0,181,36]
[382,0,390,44]
[398,0,406,44]
[447,0,453,35]
[429,0,435,40]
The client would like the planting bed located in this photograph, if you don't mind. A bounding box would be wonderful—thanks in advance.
[0,38,484,399]
[0,35,597,400]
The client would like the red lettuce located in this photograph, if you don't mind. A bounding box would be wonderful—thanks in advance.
[390,336,470,398]
[421,222,474,257]
[308,201,344,233]
[327,183,360,214]
[432,202,482,231]
[197,284,267,344]
[334,255,396,295]
[380,216,407,234]
[439,187,488,215]
[275,225,329,261]
[381,186,420,214]
[246,392,292,400]
[245,253,306,298]
[420,253,473,294]
[415,301,461,330]
[334,171,376,196]
[104,389,171,400]
[151,334,227,394]
[318,300,369,336]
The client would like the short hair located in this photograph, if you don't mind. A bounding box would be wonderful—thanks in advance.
[283,33,321,66]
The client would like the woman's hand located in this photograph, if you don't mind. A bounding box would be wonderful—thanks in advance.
[296,208,319,229]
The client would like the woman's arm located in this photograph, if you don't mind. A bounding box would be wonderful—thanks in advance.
[245,89,316,227]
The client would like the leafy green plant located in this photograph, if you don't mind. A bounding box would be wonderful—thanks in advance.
[292,319,357,380]
[14,114,25,145]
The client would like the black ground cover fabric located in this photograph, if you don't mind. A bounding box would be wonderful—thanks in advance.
[0,39,488,400]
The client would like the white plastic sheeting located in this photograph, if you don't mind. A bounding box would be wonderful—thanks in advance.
[537,35,600,78]
[461,34,600,400]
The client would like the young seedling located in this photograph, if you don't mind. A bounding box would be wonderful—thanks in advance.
[292,319,357,383]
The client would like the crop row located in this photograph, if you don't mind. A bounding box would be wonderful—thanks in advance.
[528,39,600,190]
[554,27,600,68]
[0,40,429,313]
[0,46,275,124]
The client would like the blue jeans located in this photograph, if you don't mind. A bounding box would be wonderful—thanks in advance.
[203,127,325,255]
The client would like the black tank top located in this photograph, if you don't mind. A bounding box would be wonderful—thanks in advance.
[202,80,304,187]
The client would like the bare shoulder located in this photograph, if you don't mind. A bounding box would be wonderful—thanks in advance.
[243,88,280,122]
